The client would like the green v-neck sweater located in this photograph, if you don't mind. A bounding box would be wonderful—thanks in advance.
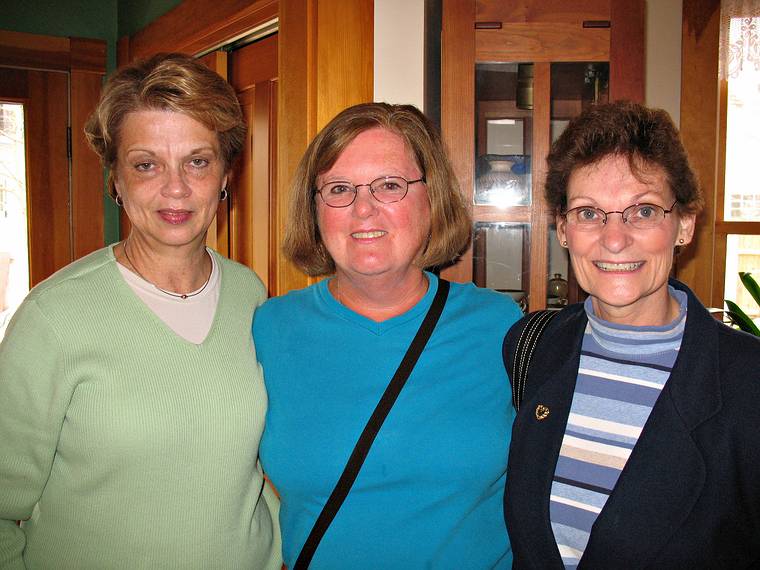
[0,247,280,569]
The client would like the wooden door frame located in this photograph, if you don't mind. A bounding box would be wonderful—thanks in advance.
[0,31,106,274]
[119,0,374,296]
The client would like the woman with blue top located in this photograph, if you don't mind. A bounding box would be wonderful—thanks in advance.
[253,102,522,568]
[0,54,280,568]
[503,101,760,567]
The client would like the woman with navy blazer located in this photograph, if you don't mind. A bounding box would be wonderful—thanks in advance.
[503,101,760,568]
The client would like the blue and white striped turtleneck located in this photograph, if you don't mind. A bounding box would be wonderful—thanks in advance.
[550,287,688,568]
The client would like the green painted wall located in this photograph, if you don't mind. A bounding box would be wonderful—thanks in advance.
[119,0,183,38]
[1,0,181,245]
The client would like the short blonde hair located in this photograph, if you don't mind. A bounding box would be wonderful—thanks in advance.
[85,52,246,200]
[284,103,471,276]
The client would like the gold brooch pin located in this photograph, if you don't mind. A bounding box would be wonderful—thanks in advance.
[535,404,550,420]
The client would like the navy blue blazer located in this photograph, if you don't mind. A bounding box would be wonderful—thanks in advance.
[503,279,760,568]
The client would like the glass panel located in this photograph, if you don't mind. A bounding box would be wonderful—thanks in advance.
[474,63,532,207]
[472,222,529,311]
[724,234,760,324]
[0,103,29,340]
[723,16,760,221]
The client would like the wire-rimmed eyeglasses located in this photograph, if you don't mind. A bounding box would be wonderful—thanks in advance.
[316,176,426,208]
[562,200,678,230]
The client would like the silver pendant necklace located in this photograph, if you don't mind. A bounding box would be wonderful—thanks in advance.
[122,240,211,300]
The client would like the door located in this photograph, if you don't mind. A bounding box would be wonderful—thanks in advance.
[228,33,278,293]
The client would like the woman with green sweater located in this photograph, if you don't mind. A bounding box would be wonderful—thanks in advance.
[0,54,280,569]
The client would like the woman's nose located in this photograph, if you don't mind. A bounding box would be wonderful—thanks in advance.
[161,166,191,198]
[352,186,378,217]
[599,215,633,252]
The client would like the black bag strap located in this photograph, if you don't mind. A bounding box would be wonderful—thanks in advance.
[293,278,451,569]
[510,309,558,411]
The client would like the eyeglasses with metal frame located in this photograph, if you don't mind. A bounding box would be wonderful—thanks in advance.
[316,176,426,208]
[562,200,678,230]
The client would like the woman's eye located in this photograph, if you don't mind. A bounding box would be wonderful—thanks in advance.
[578,208,599,221]
[379,181,402,192]
[189,158,209,168]
[135,162,153,172]
[328,184,353,195]
[637,205,655,218]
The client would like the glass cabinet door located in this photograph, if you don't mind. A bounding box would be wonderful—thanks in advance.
[472,60,609,312]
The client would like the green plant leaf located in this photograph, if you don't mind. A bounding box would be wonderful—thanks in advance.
[724,300,760,336]
[739,272,760,308]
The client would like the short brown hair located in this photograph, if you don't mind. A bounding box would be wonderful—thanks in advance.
[545,100,702,216]
[284,102,471,276]
[85,52,246,200]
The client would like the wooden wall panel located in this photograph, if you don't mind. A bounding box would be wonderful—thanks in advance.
[70,69,105,259]
[276,0,314,295]
[315,0,373,130]
[25,71,70,285]
[440,0,475,284]
[199,50,230,256]
[676,0,721,304]
[275,0,373,294]
[609,0,645,102]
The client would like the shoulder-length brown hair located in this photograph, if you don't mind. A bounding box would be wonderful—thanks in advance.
[284,102,471,276]
[84,52,246,200]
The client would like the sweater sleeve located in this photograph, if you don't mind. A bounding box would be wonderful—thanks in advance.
[0,300,70,569]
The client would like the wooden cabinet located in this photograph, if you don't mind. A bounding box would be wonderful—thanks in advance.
[441,0,644,311]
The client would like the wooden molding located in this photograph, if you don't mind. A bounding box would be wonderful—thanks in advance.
[0,31,106,74]
[476,24,609,63]
[125,0,278,59]
[0,31,70,71]
[475,0,608,23]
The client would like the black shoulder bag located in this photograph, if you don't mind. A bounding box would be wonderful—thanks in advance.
[293,278,451,569]
[509,309,558,411]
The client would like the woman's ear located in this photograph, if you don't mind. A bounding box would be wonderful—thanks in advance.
[677,211,697,246]
[556,214,568,247]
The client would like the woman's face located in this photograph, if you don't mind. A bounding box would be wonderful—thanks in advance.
[316,127,431,282]
[114,109,227,253]
[556,154,696,326]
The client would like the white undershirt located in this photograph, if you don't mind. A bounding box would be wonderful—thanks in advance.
[116,248,221,344]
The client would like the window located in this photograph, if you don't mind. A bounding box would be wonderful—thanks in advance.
[0,103,29,340]
[717,2,760,321]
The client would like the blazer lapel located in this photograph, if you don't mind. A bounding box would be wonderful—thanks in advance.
[506,307,587,568]
[580,283,722,568]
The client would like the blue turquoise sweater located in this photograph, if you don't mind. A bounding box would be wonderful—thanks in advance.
[253,273,522,568]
